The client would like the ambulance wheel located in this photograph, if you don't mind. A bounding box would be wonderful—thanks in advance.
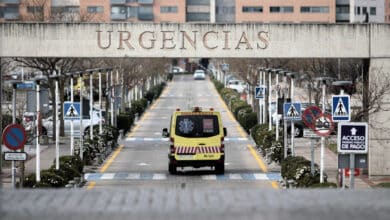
[215,163,225,174]
[168,162,177,174]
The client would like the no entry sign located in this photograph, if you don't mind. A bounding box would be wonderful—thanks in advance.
[2,124,27,151]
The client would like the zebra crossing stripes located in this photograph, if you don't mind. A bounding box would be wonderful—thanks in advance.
[124,137,249,142]
[84,172,281,181]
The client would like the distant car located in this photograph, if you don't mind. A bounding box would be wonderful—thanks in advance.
[172,66,185,74]
[193,70,206,80]
[226,80,247,93]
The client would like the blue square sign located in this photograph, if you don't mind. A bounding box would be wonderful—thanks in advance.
[283,102,302,121]
[255,86,266,99]
[337,122,368,153]
[332,95,350,121]
[63,102,81,120]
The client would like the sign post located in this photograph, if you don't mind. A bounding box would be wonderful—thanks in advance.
[2,124,27,188]
[337,122,368,189]
[283,102,302,156]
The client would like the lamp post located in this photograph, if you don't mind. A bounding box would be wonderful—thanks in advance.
[272,69,282,141]
[8,80,20,188]
[49,71,64,170]
[267,68,272,131]
[33,75,47,183]
[258,67,264,124]
[65,71,81,156]
[283,71,290,158]
[98,69,103,135]
[287,72,296,156]
[88,70,94,140]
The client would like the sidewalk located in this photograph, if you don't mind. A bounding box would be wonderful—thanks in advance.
[1,137,71,188]
[294,138,372,189]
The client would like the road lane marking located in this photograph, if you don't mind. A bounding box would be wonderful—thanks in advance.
[86,181,96,189]
[247,144,268,173]
[271,181,279,189]
[84,172,281,181]
[99,144,124,173]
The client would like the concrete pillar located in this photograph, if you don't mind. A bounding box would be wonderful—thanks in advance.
[368,58,390,176]
[210,0,216,23]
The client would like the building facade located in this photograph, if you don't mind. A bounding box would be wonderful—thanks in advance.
[0,0,388,23]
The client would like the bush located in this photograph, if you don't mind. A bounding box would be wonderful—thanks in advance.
[116,113,135,133]
[213,80,224,92]
[230,100,249,117]
[131,99,147,115]
[269,141,284,163]
[237,110,258,132]
[281,156,325,187]
[167,73,173,81]
[310,182,337,188]
[250,124,269,147]
[40,170,66,188]
[23,173,37,188]
[57,155,84,173]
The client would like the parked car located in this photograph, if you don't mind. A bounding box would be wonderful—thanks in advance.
[193,69,206,80]
[42,109,105,137]
[226,80,247,93]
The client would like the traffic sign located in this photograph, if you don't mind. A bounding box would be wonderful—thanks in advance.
[283,102,302,121]
[303,129,320,138]
[313,113,334,137]
[337,122,368,153]
[16,82,35,90]
[4,152,27,161]
[2,124,27,151]
[332,95,350,121]
[302,106,322,129]
[64,102,81,120]
[255,86,266,99]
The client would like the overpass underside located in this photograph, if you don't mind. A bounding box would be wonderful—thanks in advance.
[0,23,389,176]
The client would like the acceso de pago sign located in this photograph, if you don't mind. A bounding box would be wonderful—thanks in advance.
[337,122,368,154]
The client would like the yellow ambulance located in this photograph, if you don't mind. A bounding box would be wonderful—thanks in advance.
[162,107,227,174]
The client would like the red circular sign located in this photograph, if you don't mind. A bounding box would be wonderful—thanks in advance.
[313,113,334,137]
[2,124,27,150]
[302,106,322,129]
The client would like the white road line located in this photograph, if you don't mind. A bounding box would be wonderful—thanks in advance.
[202,175,217,180]
[229,174,242,180]
[126,173,141,180]
[253,173,268,180]
[101,173,115,180]
[153,173,167,180]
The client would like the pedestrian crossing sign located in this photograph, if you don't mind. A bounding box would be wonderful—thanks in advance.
[64,102,81,120]
[283,102,302,121]
[332,95,350,121]
[255,86,266,99]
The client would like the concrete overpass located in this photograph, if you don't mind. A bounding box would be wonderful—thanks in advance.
[0,23,389,176]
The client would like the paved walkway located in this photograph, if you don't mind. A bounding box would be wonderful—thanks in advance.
[294,137,372,189]
[1,137,71,188]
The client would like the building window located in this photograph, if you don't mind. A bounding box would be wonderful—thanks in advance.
[138,0,154,4]
[127,6,137,17]
[356,6,361,15]
[242,6,263,13]
[270,6,293,13]
[370,7,376,15]
[126,0,137,2]
[301,6,329,13]
[0,8,4,18]
[27,6,43,14]
[216,6,235,14]
[160,6,178,13]
[87,6,104,13]
[362,7,367,15]
[336,5,349,13]
[52,6,79,14]
[138,6,153,20]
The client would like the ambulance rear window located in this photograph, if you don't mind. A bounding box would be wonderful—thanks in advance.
[175,115,219,138]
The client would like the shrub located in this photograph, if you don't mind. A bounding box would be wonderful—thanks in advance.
[230,100,249,117]
[144,90,155,102]
[131,100,146,115]
[237,110,258,132]
[213,80,224,92]
[57,155,84,173]
[50,164,81,182]
[40,170,66,188]
[281,156,325,187]
[23,173,37,188]
[167,73,173,81]
[269,141,284,163]
[310,182,337,188]
[117,113,135,133]
[250,124,269,147]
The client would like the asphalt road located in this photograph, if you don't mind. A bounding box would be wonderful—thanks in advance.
[85,74,280,190]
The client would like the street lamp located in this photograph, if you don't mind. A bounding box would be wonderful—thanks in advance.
[286,72,296,156]
[271,69,282,141]
[33,75,47,183]
[266,68,273,131]
[257,67,265,125]
[48,71,64,170]
[7,80,21,188]
[65,71,81,157]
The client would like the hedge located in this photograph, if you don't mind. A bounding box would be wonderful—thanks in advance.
[281,156,326,187]
[117,113,135,133]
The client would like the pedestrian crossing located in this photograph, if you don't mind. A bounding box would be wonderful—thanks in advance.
[124,137,249,142]
[84,172,281,181]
